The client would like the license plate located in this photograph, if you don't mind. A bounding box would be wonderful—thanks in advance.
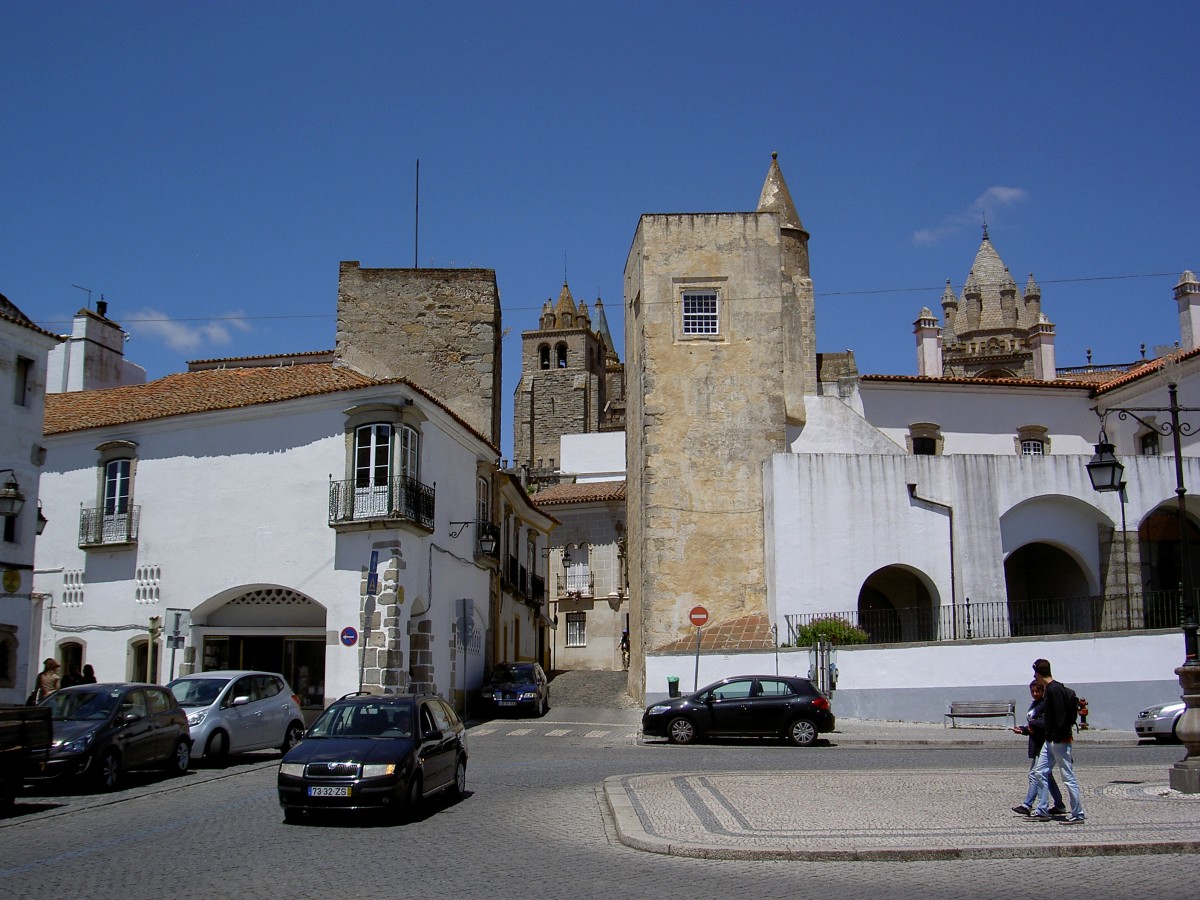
[308,785,350,797]
[498,701,517,707]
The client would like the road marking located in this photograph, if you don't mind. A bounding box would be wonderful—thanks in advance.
[470,727,497,736]
[506,728,533,736]
[584,730,610,738]
[546,729,572,736]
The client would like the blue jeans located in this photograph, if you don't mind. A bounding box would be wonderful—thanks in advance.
[1024,754,1062,808]
[1032,740,1085,819]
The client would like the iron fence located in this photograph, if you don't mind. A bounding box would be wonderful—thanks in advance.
[783,590,1193,646]
[327,476,435,530]
[78,506,140,546]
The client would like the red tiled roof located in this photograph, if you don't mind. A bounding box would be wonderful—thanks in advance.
[43,362,498,454]
[860,373,1096,390]
[654,612,775,653]
[531,480,626,506]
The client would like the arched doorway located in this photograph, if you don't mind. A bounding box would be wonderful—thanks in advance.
[192,586,327,712]
[857,566,937,643]
[1139,507,1200,629]
[1004,542,1093,635]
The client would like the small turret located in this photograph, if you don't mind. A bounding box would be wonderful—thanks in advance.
[1175,270,1200,351]
[554,282,577,329]
[914,306,943,377]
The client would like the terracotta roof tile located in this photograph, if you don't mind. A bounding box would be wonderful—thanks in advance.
[532,480,626,506]
[654,613,775,653]
[43,362,499,454]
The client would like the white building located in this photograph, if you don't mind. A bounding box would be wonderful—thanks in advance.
[0,292,60,704]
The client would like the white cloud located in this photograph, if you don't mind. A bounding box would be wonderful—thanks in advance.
[126,307,254,353]
[911,186,1029,246]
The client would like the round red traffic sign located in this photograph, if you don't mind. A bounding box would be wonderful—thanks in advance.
[689,606,709,627]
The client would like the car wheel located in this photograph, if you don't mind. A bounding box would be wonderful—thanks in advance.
[405,773,423,818]
[205,730,229,764]
[666,716,697,745]
[449,756,467,800]
[166,738,191,775]
[281,722,305,754]
[95,750,122,792]
[786,718,818,747]
[538,697,548,718]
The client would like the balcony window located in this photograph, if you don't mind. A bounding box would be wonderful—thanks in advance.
[82,442,139,548]
[332,405,433,531]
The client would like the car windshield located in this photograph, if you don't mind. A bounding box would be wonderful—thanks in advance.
[167,678,229,707]
[44,688,121,721]
[489,664,535,683]
[307,703,413,739]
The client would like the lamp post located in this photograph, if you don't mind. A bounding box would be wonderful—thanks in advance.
[1092,369,1200,793]
[1086,433,1132,629]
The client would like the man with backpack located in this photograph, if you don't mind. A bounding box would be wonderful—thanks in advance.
[1028,658,1086,824]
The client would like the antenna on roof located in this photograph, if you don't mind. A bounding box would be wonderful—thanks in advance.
[71,284,93,309]
[414,158,420,269]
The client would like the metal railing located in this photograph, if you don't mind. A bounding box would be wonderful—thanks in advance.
[327,476,435,530]
[79,506,140,547]
[557,572,595,598]
[783,590,1193,646]
[530,574,545,605]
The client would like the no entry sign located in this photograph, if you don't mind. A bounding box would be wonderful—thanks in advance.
[689,606,709,627]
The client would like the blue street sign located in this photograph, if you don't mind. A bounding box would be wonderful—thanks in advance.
[340,626,358,647]
[366,572,379,595]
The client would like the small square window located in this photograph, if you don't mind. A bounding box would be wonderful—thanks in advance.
[1141,432,1160,456]
[681,291,719,336]
[565,612,586,648]
[1021,440,1045,456]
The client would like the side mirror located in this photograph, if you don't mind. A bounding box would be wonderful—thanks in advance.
[231,695,251,707]
[122,711,142,724]
[425,728,443,741]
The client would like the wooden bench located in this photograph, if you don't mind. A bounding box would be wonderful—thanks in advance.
[944,700,1017,729]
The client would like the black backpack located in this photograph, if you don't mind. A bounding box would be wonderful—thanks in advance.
[1059,683,1079,731]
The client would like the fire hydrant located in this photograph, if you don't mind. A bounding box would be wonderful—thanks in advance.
[1077,697,1089,731]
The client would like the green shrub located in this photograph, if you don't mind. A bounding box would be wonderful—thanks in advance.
[791,616,868,646]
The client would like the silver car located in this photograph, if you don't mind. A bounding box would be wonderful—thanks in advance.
[1134,700,1185,742]
[168,670,306,762]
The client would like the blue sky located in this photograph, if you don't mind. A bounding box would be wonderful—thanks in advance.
[3,2,1197,458]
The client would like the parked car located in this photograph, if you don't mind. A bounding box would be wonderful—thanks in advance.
[478,662,549,717]
[0,704,51,811]
[30,683,191,791]
[167,670,305,762]
[1134,700,1185,743]
[278,692,467,823]
[642,675,835,746]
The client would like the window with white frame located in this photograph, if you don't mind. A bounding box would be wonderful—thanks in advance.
[681,290,719,336]
[1140,431,1161,456]
[1020,440,1045,456]
[565,612,586,647]
[342,402,427,523]
[1014,425,1050,456]
[476,476,489,522]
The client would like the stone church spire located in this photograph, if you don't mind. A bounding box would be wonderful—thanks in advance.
[593,296,618,361]
[756,152,808,237]
[554,282,578,328]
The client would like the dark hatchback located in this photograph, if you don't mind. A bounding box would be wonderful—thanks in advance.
[31,683,191,790]
[478,662,549,717]
[278,693,467,823]
[642,675,834,746]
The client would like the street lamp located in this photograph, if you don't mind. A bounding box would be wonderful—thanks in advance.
[1086,431,1132,629]
[0,470,25,519]
[1093,360,1200,793]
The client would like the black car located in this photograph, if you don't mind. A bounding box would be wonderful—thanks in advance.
[31,683,191,790]
[278,692,466,823]
[642,675,834,746]
[478,662,549,717]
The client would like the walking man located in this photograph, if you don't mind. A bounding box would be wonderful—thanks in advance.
[1028,658,1086,824]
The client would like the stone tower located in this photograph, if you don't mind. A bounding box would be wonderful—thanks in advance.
[512,281,624,490]
[929,228,1055,381]
[335,262,503,446]
[623,156,811,695]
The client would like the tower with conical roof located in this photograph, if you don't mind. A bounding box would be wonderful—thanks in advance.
[513,281,625,489]
[921,227,1055,380]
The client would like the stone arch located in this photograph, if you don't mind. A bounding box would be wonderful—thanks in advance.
[1138,503,1200,629]
[857,565,938,642]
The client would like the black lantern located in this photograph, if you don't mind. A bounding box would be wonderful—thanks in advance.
[1086,434,1125,493]
[0,470,25,519]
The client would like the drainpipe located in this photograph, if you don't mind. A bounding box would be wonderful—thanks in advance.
[907,483,957,639]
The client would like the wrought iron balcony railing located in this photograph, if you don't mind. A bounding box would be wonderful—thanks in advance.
[557,572,595,599]
[530,574,545,606]
[79,506,140,547]
[328,476,435,531]
[782,589,1195,646]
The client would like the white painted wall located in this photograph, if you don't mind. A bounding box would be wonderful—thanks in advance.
[560,431,626,480]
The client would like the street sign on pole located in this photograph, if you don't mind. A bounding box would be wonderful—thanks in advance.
[689,606,708,690]
[689,606,708,627]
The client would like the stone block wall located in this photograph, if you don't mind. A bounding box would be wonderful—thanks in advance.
[336,263,502,446]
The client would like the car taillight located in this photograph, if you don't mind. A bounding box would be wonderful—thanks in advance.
[291,694,301,706]
[812,696,830,710]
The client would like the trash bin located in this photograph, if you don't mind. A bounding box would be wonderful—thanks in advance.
[667,676,680,698]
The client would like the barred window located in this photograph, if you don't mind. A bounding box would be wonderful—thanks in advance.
[565,612,586,648]
[681,290,719,335]
[1021,439,1045,456]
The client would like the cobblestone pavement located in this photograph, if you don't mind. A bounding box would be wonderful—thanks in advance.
[546,669,642,710]
[1,706,1197,899]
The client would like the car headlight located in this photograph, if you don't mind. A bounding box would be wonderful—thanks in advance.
[647,705,672,715]
[361,763,397,778]
[279,763,306,777]
[187,710,208,727]
[520,690,538,700]
[55,731,96,754]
